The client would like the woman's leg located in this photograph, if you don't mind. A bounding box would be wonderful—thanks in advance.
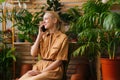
[31,72,50,80]
[19,71,33,80]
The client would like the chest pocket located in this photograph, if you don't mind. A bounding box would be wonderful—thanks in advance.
[50,40,62,55]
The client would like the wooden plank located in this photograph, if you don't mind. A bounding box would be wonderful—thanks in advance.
[111,4,120,11]
[21,60,36,64]
[60,0,87,3]
[63,3,83,8]
[16,52,31,56]
[32,0,46,4]
[21,56,35,61]
[15,47,30,52]
[14,42,32,45]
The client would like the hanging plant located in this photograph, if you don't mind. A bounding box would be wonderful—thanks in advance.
[46,0,62,12]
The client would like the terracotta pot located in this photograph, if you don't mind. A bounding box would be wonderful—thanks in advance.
[101,58,120,80]
[20,64,32,76]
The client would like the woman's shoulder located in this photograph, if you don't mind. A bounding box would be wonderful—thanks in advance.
[57,31,68,39]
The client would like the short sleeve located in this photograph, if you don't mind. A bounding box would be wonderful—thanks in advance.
[56,37,68,61]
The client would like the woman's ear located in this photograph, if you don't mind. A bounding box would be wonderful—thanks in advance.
[53,18,57,24]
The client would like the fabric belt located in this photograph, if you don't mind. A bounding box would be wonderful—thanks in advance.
[42,58,55,61]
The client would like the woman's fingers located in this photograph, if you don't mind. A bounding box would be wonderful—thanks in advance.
[28,70,40,76]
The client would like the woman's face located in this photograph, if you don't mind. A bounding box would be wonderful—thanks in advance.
[43,13,56,29]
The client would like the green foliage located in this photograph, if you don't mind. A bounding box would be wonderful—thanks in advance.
[60,6,81,24]
[0,31,16,80]
[0,16,2,22]
[82,0,111,14]
[14,9,43,42]
[100,12,120,59]
[46,0,62,12]
[62,7,81,42]
[72,0,120,59]
[72,0,110,58]
[67,7,81,36]
[103,12,120,30]
[0,9,3,22]
[0,45,16,80]
[0,0,5,3]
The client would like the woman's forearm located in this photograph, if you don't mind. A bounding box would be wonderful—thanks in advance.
[41,60,62,72]
[31,33,42,57]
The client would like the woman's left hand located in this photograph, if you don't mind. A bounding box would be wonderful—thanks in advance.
[28,70,41,76]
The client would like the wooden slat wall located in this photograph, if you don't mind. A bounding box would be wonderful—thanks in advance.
[28,0,88,12]
[6,0,120,12]
[14,42,37,64]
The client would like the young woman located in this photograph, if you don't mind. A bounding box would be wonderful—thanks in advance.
[19,11,68,80]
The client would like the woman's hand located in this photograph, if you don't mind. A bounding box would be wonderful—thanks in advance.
[28,70,41,76]
[38,21,45,34]
[41,60,62,73]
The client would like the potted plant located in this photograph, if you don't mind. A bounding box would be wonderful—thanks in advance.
[14,8,43,43]
[100,12,120,80]
[17,32,25,42]
[72,0,120,80]
[0,31,16,80]
[71,0,113,80]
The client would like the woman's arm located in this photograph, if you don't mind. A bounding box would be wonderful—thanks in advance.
[41,60,62,73]
[31,33,41,57]
[31,26,45,57]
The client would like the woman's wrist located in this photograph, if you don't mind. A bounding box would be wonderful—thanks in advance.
[34,33,42,45]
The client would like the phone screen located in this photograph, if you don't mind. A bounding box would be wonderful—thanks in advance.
[41,25,47,32]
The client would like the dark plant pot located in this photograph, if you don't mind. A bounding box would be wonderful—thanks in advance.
[20,64,32,76]
[0,48,2,52]
[0,72,3,79]
[18,38,25,42]
[101,58,120,80]
[70,57,90,80]
[75,59,90,74]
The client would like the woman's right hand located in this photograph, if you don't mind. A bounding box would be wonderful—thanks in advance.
[38,21,45,37]
[39,21,45,32]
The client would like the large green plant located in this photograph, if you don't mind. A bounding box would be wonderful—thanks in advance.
[0,31,16,80]
[100,12,120,59]
[73,0,120,59]
[72,0,110,59]
[14,9,43,42]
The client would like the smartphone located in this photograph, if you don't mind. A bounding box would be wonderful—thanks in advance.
[41,25,47,32]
